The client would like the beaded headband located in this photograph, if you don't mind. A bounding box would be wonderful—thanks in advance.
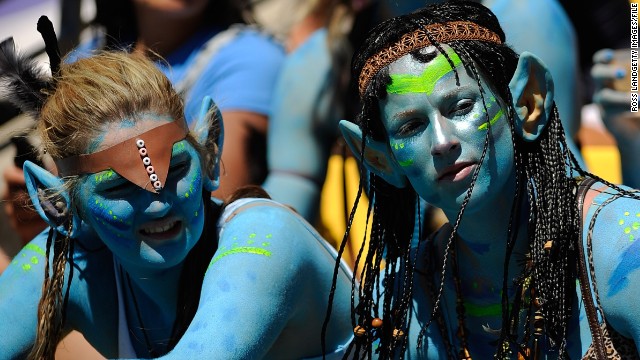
[358,20,502,97]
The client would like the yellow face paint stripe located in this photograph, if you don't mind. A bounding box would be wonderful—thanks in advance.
[477,109,504,131]
[387,49,462,95]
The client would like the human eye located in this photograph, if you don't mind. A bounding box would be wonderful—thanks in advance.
[449,99,474,116]
[100,178,135,196]
[394,117,426,137]
[168,156,191,179]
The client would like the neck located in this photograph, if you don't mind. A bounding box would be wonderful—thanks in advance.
[133,7,204,57]
[121,261,183,316]
[439,175,530,287]
[286,10,326,52]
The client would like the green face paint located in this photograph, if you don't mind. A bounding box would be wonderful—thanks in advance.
[387,49,462,95]
[398,159,414,167]
[93,169,116,184]
[464,301,502,318]
[477,109,504,131]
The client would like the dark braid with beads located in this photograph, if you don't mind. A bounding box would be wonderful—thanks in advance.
[321,1,640,359]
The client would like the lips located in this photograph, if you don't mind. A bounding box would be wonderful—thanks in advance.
[138,218,183,241]
[437,162,476,182]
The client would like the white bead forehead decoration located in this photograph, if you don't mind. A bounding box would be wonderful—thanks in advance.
[136,138,162,191]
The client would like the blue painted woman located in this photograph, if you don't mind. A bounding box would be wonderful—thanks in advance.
[0,20,353,359]
[333,2,640,358]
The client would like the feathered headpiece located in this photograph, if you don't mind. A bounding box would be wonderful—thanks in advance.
[0,15,60,118]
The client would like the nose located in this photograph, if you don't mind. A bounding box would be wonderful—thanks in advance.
[143,198,171,217]
[430,116,460,156]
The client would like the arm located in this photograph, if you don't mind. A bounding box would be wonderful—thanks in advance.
[163,203,310,359]
[586,187,640,349]
[163,200,353,359]
[262,29,341,221]
[591,48,640,188]
[182,29,285,199]
[0,231,50,359]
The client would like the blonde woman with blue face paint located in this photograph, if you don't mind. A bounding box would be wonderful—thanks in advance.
[328,2,640,359]
[0,20,353,359]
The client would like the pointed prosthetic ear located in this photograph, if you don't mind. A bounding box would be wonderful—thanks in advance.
[509,52,555,142]
[23,161,80,237]
[339,120,407,188]
[192,96,223,191]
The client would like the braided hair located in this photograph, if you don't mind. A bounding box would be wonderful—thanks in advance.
[323,1,620,358]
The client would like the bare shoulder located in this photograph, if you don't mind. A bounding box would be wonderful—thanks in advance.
[215,198,330,261]
[583,183,640,336]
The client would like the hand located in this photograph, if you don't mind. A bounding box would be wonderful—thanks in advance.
[591,48,640,187]
[591,48,640,142]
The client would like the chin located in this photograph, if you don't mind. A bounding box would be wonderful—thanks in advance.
[137,235,196,268]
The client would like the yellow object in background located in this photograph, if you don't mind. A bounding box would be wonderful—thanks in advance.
[318,155,370,270]
[582,145,622,185]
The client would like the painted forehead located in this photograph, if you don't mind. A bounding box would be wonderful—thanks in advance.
[386,45,463,95]
[55,115,189,194]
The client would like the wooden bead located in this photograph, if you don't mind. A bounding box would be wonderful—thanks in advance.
[532,298,540,308]
[371,317,383,328]
[459,347,472,360]
[544,240,553,253]
[518,348,530,360]
[354,325,366,337]
[393,328,405,339]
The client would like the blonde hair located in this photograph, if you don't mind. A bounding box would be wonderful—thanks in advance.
[39,51,183,159]
[29,51,219,359]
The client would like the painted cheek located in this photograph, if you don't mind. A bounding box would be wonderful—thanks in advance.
[391,134,432,179]
[176,162,204,227]
[389,140,414,168]
[87,196,134,238]
[475,96,504,132]
[177,164,202,202]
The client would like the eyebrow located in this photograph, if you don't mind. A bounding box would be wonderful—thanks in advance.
[387,49,462,95]
[440,85,476,101]
[391,109,421,122]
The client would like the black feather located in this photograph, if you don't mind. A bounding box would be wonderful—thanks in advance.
[0,37,52,118]
[37,15,61,75]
